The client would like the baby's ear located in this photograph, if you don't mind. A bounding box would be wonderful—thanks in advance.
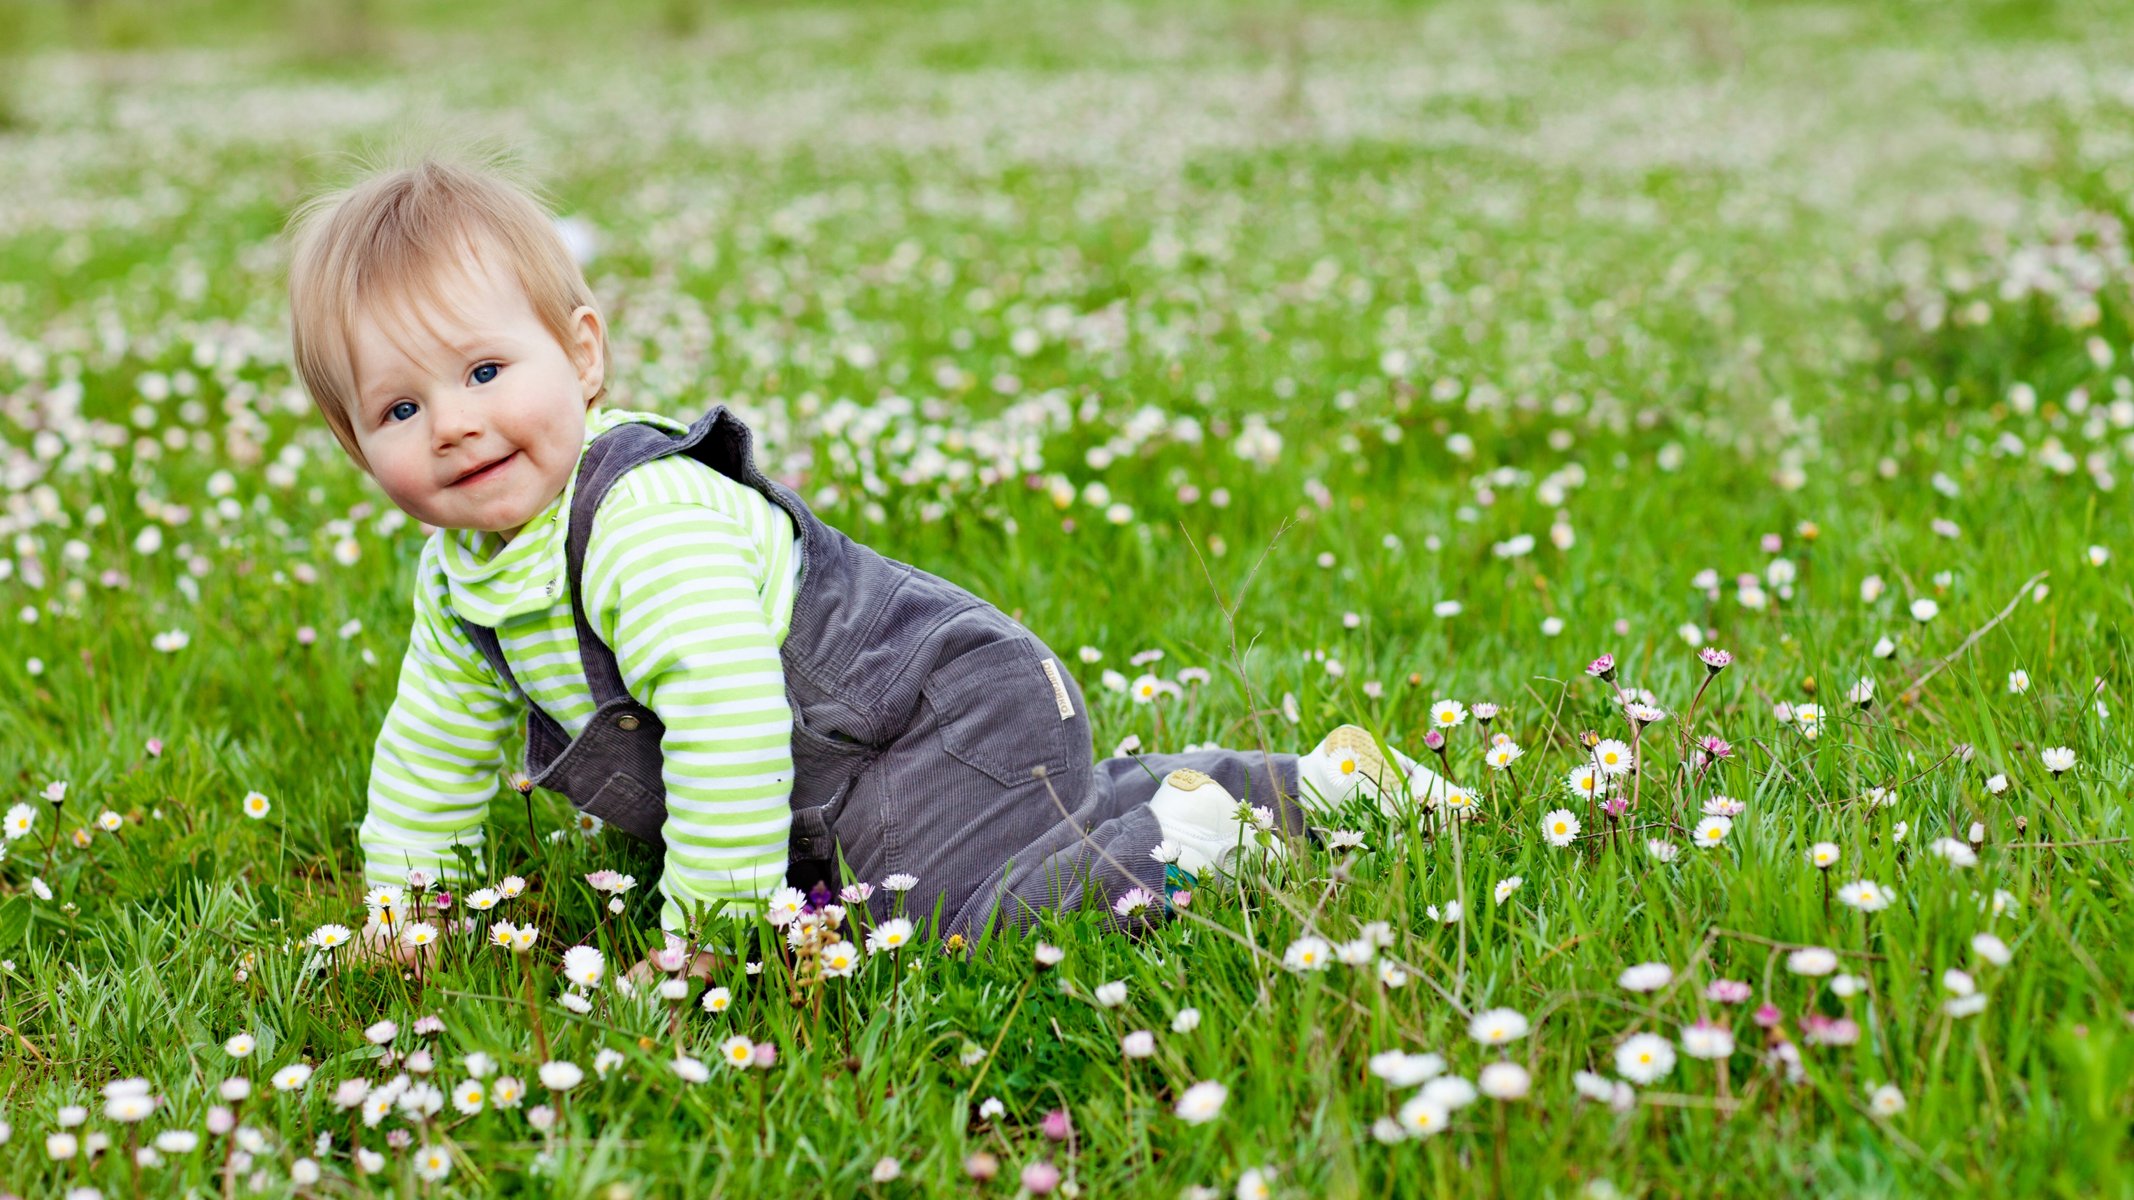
[570,304,605,400]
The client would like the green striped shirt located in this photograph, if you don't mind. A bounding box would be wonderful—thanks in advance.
[359,407,802,933]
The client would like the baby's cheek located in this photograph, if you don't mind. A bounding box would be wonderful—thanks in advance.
[374,468,440,520]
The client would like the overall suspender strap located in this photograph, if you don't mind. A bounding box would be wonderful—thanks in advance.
[560,421,692,706]
[459,620,523,697]
[458,610,575,767]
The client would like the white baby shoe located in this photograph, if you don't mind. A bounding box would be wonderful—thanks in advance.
[1295,724,1455,819]
[1147,767,1284,877]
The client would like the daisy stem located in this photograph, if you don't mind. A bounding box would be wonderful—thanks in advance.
[1449,815,1469,1005]
[518,785,542,864]
[1679,673,1716,762]
[1119,1041,1136,1158]
[1491,1104,1507,1194]
[1585,745,1605,865]
[960,974,1033,1113]
[520,956,551,1063]
[1630,719,1645,811]
[890,951,904,1026]
[328,945,350,1029]
[755,1071,769,1154]
[219,1102,240,1199]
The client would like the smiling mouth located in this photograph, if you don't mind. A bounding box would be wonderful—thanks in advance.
[450,451,519,487]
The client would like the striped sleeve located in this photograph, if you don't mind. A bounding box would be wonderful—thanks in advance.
[585,499,796,934]
[358,542,516,889]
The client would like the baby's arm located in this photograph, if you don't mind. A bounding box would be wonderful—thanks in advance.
[585,500,796,936]
[358,548,517,891]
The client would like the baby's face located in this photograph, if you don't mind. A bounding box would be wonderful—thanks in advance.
[345,246,603,541]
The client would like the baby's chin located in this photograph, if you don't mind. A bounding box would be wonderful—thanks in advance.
[413,490,566,542]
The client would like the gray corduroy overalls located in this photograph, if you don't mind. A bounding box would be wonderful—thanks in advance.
[459,404,1305,940]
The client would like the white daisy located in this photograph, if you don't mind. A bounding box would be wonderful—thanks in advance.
[1466,1008,1529,1045]
[1541,809,1581,847]
[1679,1022,1734,1060]
[1615,1033,1675,1084]
[1282,937,1332,972]
[1590,739,1632,776]
[1174,1080,1227,1124]
[1395,1095,1451,1138]
[1617,962,1671,992]
[1565,764,1609,798]
[1837,880,1895,912]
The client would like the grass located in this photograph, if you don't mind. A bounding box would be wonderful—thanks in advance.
[1,0,2132,1195]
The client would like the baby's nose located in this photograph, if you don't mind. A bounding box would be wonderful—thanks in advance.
[430,395,486,445]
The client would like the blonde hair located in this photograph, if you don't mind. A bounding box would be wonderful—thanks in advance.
[284,143,607,473]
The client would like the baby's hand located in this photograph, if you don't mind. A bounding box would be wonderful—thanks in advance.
[350,919,436,971]
[623,948,724,987]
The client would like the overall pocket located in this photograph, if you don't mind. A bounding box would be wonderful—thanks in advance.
[923,635,1076,788]
[788,707,874,793]
[580,772,667,847]
[786,703,878,865]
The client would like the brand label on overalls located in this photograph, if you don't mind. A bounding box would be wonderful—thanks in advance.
[1039,657,1074,720]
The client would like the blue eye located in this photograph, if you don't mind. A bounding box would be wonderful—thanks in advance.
[386,400,418,423]
[471,363,500,385]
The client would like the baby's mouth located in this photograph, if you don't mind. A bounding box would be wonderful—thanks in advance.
[450,451,519,487]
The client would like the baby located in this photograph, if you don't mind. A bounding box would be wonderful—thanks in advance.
[283,154,1455,955]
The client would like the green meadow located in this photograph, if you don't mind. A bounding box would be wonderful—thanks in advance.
[1,1,2131,1195]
